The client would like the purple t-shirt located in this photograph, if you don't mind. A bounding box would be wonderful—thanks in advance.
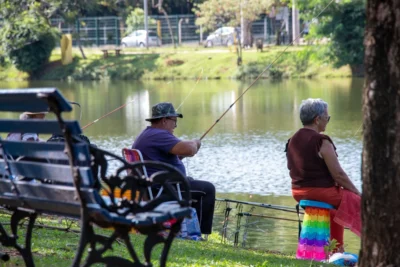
[132,126,186,176]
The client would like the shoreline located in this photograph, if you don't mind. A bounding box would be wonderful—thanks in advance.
[0,45,359,82]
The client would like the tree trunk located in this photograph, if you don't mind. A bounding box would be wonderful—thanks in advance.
[155,0,175,48]
[73,21,86,59]
[160,8,175,48]
[242,19,253,48]
[360,1,400,266]
[76,35,87,60]
[350,64,365,77]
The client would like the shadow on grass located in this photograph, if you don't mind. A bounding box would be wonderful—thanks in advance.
[167,237,333,267]
[38,53,160,81]
[0,224,333,267]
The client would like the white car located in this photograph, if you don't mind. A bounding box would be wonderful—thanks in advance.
[204,27,237,47]
[121,30,161,47]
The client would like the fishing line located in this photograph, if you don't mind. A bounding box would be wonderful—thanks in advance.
[175,68,204,111]
[173,68,204,176]
[81,97,137,130]
[199,0,336,140]
[353,123,363,137]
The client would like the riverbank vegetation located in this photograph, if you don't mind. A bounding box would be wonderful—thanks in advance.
[0,45,353,81]
[0,213,331,266]
[0,0,365,81]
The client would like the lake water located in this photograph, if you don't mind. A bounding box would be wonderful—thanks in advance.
[0,78,363,253]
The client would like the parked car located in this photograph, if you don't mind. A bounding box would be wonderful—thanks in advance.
[204,27,238,47]
[121,30,161,47]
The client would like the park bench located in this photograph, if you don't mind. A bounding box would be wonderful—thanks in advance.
[101,47,122,58]
[0,88,192,267]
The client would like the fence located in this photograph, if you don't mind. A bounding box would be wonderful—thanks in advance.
[50,14,295,47]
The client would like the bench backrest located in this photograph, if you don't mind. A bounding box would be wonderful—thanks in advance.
[0,88,100,217]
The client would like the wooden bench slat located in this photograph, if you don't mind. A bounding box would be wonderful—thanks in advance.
[0,88,191,267]
[0,160,94,186]
[0,180,187,227]
[0,141,90,164]
[0,179,192,227]
[0,120,82,135]
[0,88,72,112]
[0,181,99,217]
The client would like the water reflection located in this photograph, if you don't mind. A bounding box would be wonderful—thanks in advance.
[0,78,363,253]
[0,78,363,195]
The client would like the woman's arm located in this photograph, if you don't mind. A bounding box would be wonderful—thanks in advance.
[320,139,361,196]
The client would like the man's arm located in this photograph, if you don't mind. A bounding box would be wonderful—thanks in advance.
[170,139,201,157]
[320,139,361,196]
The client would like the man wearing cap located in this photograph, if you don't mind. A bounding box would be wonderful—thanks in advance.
[132,102,216,235]
[6,112,47,141]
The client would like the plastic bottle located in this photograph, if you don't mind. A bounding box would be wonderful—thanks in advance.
[186,208,201,237]
[179,218,188,238]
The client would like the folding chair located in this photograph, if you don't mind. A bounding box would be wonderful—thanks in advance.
[122,148,211,236]
[122,148,183,200]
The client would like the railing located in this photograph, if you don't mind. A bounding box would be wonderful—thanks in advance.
[49,14,294,47]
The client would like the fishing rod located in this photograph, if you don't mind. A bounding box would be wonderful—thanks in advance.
[69,101,82,121]
[199,0,335,141]
[81,97,137,130]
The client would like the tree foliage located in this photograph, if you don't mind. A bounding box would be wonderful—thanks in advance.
[0,0,59,21]
[321,0,366,68]
[194,0,274,31]
[125,8,157,35]
[291,0,366,69]
[0,4,59,76]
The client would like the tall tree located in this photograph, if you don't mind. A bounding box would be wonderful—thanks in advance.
[360,0,400,266]
[152,0,176,47]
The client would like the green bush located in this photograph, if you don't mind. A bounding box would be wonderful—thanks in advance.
[0,55,8,67]
[320,0,366,68]
[0,10,59,77]
[291,48,312,73]
[235,62,282,81]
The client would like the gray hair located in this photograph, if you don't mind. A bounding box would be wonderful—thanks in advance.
[299,98,328,125]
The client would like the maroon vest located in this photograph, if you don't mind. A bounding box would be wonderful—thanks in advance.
[286,128,336,188]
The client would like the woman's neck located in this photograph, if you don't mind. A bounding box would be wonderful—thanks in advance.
[303,124,319,133]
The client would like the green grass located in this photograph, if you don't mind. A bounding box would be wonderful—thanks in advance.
[0,213,333,266]
[0,64,29,81]
[0,44,353,81]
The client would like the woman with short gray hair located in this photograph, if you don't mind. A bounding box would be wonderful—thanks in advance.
[299,98,328,126]
[285,98,361,252]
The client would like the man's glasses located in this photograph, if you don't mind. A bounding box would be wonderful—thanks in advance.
[166,117,177,125]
